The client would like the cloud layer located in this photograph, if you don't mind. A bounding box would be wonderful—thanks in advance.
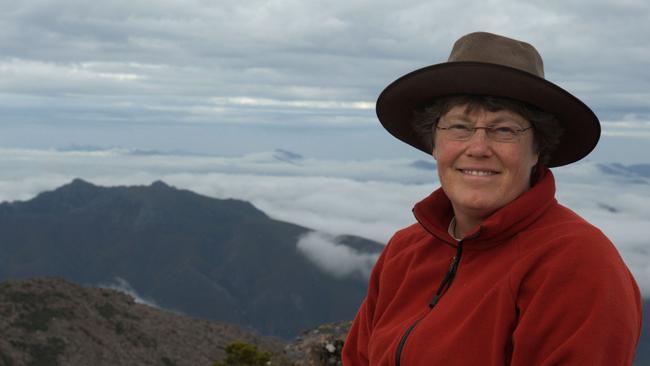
[1,148,648,294]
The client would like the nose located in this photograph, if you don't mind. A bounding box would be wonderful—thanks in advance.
[464,128,493,157]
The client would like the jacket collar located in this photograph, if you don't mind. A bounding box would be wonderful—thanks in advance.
[412,167,557,249]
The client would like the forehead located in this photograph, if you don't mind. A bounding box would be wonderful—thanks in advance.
[442,104,529,123]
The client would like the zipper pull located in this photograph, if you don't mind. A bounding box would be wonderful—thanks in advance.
[428,243,463,308]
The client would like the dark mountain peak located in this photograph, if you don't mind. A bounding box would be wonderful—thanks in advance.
[69,177,95,186]
[274,149,303,164]
[50,178,102,202]
[629,164,650,178]
[61,178,100,193]
[17,178,104,213]
[597,163,650,183]
[150,180,171,189]
[2,179,269,225]
[411,159,436,171]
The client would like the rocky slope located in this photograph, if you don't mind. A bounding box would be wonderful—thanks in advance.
[0,277,294,366]
[0,277,355,366]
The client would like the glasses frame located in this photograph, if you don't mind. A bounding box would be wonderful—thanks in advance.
[435,124,533,142]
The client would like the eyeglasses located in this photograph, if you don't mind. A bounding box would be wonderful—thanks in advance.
[435,123,533,142]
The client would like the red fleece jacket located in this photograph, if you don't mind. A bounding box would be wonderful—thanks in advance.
[342,169,641,365]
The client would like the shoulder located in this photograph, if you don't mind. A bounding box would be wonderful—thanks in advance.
[512,202,636,294]
[391,222,430,244]
[520,202,614,252]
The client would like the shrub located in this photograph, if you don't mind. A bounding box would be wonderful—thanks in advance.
[0,349,14,366]
[10,338,66,366]
[96,303,119,319]
[213,342,271,366]
[12,308,75,332]
[28,337,66,366]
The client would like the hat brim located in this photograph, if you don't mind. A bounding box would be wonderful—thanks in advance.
[376,61,600,167]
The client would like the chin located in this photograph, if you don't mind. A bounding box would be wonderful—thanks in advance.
[452,198,501,217]
[464,203,501,218]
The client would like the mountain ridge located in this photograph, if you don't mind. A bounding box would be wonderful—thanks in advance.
[0,179,382,338]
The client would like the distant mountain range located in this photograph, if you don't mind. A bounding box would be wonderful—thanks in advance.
[409,159,650,183]
[0,179,382,339]
[597,163,650,181]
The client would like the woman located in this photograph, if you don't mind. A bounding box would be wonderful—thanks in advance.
[342,32,641,365]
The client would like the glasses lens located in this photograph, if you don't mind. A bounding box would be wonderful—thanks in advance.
[438,124,528,142]
[490,126,519,142]
[450,125,473,140]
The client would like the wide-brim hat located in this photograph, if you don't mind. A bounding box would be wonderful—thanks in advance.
[376,31,600,167]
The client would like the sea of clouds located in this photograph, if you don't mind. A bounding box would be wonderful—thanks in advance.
[1,147,648,295]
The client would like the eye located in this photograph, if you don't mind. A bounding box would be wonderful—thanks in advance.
[447,124,473,132]
[492,126,517,135]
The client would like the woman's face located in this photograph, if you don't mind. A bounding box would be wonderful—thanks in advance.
[433,105,539,220]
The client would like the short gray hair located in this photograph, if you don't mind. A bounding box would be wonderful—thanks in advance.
[413,95,563,166]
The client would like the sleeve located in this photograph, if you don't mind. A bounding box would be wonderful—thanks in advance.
[509,230,642,366]
[341,244,388,366]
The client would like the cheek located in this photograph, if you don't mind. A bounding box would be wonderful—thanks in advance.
[509,147,539,187]
[520,149,539,174]
[431,137,457,163]
[509,140,539,170]
[531,149,540,167]
[524,137,539,167]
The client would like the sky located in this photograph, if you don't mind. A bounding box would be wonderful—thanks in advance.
[0,0,649,162]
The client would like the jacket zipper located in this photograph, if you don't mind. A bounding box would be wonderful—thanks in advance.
[395,318,423,366]
[394,241,464,366]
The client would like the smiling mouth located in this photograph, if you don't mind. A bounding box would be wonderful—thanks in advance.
[459,169,499,176]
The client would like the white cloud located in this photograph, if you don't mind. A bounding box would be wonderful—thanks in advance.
[211,97,374,111]
[171,172,430,242]
[297,231,379,279]
[0,0,647,142]
[602,118,650,138]
[0,59,145,95]
[98,277,159,307]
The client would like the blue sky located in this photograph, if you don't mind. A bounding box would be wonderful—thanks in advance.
[1,0,649,163]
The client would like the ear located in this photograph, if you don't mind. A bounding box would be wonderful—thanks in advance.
[431,147,438,160]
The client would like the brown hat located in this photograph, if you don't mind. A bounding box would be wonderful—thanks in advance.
[376,31,600,167]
